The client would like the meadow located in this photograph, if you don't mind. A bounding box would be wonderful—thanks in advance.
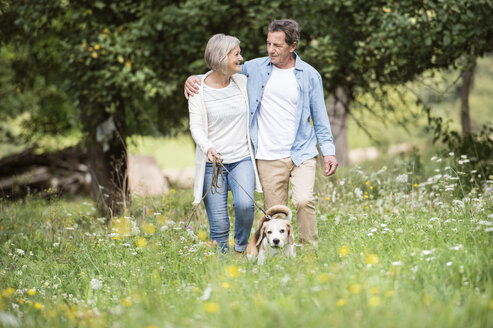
[1,150,492,328]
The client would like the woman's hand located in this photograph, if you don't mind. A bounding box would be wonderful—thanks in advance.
[207,148,222,163]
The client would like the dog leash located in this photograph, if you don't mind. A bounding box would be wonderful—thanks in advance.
[184,157,271,228]
[216,161,272,220]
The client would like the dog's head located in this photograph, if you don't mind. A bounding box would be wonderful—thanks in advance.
[257,218,294,248]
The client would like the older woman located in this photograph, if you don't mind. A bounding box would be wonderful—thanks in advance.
[189,34,261,253]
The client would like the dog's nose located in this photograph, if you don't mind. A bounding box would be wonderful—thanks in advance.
[273,238,280,245]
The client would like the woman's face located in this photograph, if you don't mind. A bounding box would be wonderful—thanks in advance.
[226,45,243,74]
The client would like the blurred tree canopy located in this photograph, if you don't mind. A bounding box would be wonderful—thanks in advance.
[1,0,492,213]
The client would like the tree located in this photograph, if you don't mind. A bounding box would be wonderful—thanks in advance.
[459,57,476,136]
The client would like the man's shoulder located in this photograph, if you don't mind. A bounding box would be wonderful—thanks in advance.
[296,56,321,78]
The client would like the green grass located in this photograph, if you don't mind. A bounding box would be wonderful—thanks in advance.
[1,152,492,327]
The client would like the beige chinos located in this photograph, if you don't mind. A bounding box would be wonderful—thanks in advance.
[257,157,318,245]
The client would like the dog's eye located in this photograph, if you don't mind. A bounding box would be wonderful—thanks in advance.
[267,231,272,234]
[280,229,285,233]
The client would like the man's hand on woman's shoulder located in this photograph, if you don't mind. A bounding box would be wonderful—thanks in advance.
[184,76,201,99]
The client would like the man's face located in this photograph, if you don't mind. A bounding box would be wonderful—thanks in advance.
[266,31,296,68]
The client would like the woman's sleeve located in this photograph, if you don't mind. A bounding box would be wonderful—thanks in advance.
[189,96,214,154]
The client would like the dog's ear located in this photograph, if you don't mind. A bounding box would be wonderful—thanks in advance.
[287,223,294,245]
[256,224,267,247]
[253,217,268,244]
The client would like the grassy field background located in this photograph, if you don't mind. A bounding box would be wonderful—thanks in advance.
[1,151,492,327]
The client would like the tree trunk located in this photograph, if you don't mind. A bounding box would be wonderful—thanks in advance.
[460,60,475,137]
[81,99,128,217]
[325,86,352,166]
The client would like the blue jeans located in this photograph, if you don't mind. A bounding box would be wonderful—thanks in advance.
[203,157,255,252]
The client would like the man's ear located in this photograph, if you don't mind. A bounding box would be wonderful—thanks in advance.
[289,41,297,53]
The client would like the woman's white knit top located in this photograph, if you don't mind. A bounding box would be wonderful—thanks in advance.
[203,80,250,163]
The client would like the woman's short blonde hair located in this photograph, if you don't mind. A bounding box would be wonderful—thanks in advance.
[204,34,240,74]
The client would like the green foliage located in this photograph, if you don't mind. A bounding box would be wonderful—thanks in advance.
[1,155,492,327]
[2,0,493,142]
[297,0,493,94]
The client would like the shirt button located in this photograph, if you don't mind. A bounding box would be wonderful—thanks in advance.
[261,85,264,88]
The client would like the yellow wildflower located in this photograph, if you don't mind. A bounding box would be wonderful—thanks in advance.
[317,273,330,283]
[368,296,380,307]
[225,265,240,278]
[34,302,44,310]
[198,230,207,241]
[336,299,346,307]
[27,289,36,296]
[121,297,131,307]
[204,302,219,313]
[136,238,148,248]
[1,288,15,298]
[143,223,156,235]
[221,282,230,288]
[365,254,379,265]
[349,284,361,294]
[338,246,349,257]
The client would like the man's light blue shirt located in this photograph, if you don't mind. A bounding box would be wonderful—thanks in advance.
[241,53,336,166]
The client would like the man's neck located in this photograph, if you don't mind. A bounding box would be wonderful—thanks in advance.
[273,54,296,69]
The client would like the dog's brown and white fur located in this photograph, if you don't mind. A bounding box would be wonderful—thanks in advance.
[246,205,296,265]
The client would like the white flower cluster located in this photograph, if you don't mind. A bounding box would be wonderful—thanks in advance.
[90,278,103,291]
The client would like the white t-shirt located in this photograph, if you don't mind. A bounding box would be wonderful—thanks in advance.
[256,66,299,160]
[203,80,250,163]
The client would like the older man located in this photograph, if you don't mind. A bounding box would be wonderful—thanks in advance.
[185,19,338,247]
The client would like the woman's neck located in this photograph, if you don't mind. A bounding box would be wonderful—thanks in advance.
[204,71,232,88]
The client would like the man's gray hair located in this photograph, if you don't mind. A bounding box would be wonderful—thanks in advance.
[204,34,240,74]
[268,19,299,46]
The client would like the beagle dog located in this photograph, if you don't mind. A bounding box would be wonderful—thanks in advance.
[246,205,296,265]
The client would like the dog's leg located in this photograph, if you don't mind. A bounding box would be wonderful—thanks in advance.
[257,249,266,265]
[288,244,296,257]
